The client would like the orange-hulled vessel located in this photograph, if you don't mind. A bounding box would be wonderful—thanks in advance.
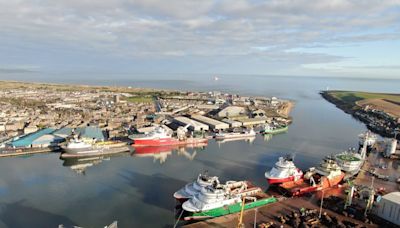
[279,156,344,196]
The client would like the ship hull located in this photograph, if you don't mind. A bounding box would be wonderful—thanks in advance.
[280,173,345,196]
[214,133,256,140]
[267,175,299,184]
[61,146,130,158]
[183,197,277,221]
[262,126,288,134]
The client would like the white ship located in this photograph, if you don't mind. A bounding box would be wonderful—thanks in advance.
[265,156,303,184]
[61,138,129,157]
[173,173,219,200]
[182,181,260,212]
[214,129,256,140]
[358,131,377,150]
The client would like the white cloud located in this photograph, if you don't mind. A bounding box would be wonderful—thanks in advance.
[0,0,399,76]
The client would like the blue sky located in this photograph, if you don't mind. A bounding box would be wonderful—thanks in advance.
[0,0,399,79]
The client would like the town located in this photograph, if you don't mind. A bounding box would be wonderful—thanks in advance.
[0,81,292,154]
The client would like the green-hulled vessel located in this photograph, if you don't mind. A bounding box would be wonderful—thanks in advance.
[184,197,277,220]
[262,124,288,134]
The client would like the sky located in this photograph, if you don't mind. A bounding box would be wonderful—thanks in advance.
[0,0,400,79]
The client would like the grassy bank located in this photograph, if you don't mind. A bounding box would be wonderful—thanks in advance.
[327,91,400,105]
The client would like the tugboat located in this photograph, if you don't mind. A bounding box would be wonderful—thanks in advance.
[279,156,345,196]
[180,180,277,220]
[214,128,256,140]
[265,156,303,184]
[358,131,377,152]
[130,125,208,147]
[261,123,288,134]
[174,173,219,201]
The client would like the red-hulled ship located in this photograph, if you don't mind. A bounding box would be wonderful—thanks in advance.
[130,127,208,147]
[265,156,303,184]
[279,156,345,196]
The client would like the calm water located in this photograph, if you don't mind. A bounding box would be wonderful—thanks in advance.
[0,75,399,227]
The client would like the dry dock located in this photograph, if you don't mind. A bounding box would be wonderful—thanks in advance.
[183,196,376,228]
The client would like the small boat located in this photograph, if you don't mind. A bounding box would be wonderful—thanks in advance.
[180,180,276,220]
[214,129,256,140]
[265,156,303,184]
[262,123,288,134]
[130,127,208,147]
[173,173,219,201]
[279,156,344,196]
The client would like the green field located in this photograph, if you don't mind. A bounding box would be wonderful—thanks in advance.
[125,96,153,103]
[327,91,400,104]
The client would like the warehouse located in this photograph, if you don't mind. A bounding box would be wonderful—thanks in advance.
[8,128,64,148]
[240,118,267,126]
[173,116,209,132]
[221,118,242,128]
[191,115,229,130]
[374,192,400,226]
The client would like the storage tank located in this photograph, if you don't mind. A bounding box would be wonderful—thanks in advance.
[385,139,397,158]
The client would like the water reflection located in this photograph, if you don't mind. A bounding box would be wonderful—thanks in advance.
[216,136,256,146]
[60,152,131,174]
[132,143,207,164]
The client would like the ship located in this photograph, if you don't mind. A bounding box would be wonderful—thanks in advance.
[279,156,345,196]
[265,156,303,184]
[180,180,277,220]
[358,131,377,152]
[60,138,129,158]
[214,129,256,140]
[173,173,219,201]
[130,126,208,147]
[261,123,288,134]
[335,146,366,176]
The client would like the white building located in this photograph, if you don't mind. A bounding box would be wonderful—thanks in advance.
[374,192,400,226]
[173,116,209,132]
[191,115,229,130]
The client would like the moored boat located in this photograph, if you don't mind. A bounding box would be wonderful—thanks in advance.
[173,173,219,201]
[130,127,208,147]
[265,156,303,184]
[279,156,345,196]
[262,124,288,134]
[358,131,377,152]
[214,129,256,140]
[335,148,366,176]
[61,138,129,158]
[180,180,276,220]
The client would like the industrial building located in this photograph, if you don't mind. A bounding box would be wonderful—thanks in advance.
[191,115,229,130]
[8,128,64,148]
[173,116,209,132]
[221,118,242,128]
[217,106,247,118]
[240,118,267,126]
[374,192,400,226]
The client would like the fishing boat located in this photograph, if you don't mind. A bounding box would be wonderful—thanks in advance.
[180,181,277,220]
[214,129,256,140]
[130,126,208,147]
[265,156,303,184]
[279,156,345,196]
[261,123,288,134]
[173,173,219,201]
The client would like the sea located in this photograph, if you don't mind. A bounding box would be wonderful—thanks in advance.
[0,74,399,227]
